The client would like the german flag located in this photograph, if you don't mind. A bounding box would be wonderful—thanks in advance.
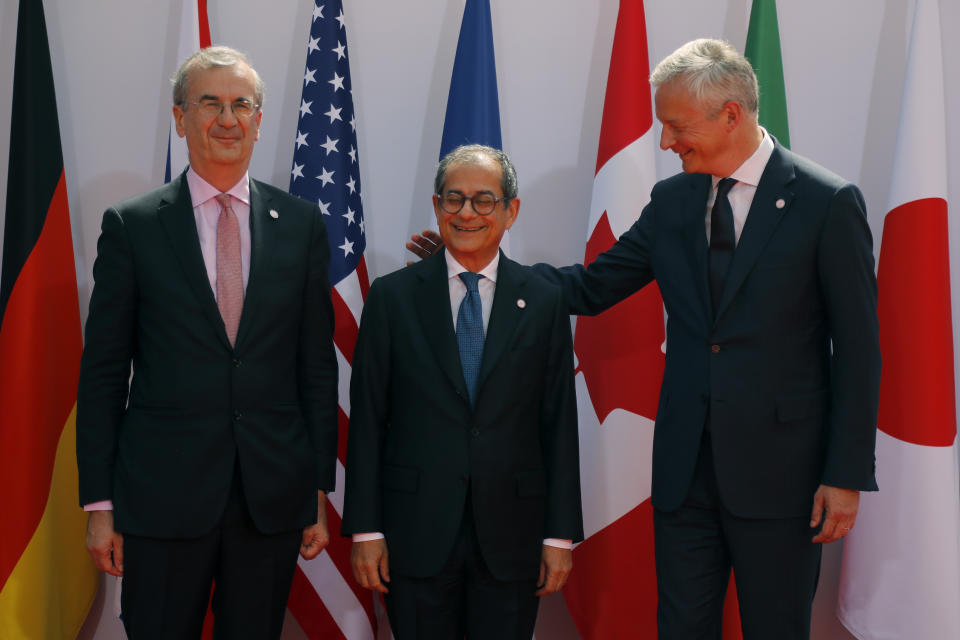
[0,1,98,637]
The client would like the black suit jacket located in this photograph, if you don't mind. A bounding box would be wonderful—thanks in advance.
[537,143,880,518]
[341,250,583,581]
[77,171,338,537]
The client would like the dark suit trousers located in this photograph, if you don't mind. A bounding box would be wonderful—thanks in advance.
[653,432,822,640]
[384,500,540,640]
[120,464,302,640]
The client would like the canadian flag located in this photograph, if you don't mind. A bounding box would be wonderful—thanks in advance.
[561,2,743,636]
[836,0,960,638]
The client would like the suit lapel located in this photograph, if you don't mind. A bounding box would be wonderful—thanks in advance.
[156,172,232,349]
[685,174,713,321]
[414,250,470,401]
[477,252,527,394]
[715,145,796,320]
[234,179,272,348]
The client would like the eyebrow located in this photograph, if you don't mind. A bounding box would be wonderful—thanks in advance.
[197,94,253,104]
[445,189,497,196]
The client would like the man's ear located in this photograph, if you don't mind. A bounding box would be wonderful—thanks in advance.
[173,105,186,138]
[723,100,743,130]
[503,197,520,230]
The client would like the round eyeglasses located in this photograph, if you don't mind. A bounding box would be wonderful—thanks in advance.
[436,192,511,216]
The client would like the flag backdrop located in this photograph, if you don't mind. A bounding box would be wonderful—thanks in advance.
[560,1,664,635]
[0,1,99,638]
[287,2,375,638]
[837,0,960,637]
[434,0,509,254]
[165,0,211,183]
[743,0,790,148]
[438,0,502,158]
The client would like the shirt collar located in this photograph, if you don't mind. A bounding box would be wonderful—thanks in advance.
[713,127,774,189]
[186,167,251,208]
[445,249,500,284]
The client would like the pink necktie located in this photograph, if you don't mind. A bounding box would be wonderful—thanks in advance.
[215,193,243,346]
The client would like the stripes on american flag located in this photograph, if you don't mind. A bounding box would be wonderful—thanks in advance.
[287,2,375,639]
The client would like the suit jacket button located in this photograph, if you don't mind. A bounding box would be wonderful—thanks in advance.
[711,344,721,353]
[233,410,242,420]
[471,428,480,437]
[233,358,241,368]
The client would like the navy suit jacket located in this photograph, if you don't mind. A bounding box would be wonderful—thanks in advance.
[537,143,880,518]
[77,171,338,537]
[342,250,583,581]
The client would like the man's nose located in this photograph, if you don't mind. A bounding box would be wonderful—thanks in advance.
[659,127,674,150]
[457,202,479,220]
[217,105,239,126]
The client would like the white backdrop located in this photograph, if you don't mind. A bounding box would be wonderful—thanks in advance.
[1,1,958,638]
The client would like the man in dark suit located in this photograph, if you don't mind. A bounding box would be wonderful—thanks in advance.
[409,40,881,639]
[343,144,583,639]
[77,46,338,639]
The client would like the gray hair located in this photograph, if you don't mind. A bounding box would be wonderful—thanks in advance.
[434,144,519,201]
[650,39,759,116]
[171,45,265,108]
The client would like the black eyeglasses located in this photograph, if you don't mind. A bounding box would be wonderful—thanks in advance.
[436,192,511,216]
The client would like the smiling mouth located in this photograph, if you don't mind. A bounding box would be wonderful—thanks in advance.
[453,224,485,232]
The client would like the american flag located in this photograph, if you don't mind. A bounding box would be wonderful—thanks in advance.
[286,2,375,638]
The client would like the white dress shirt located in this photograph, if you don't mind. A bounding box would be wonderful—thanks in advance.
[705,128,775,245]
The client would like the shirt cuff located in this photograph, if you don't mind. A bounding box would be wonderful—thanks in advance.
[84,500,114,511]
[352,532,386,542]
[543,538,573,549]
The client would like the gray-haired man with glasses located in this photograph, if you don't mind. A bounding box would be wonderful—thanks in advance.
[77,46,338,639]
[343,144,583,639]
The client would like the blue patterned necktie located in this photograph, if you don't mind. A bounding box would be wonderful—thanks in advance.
[709,177,737,316]
[456,272,485,405]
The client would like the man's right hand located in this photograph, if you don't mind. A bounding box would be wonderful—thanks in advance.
[86,510,124,576]
[405,229,444,263]
[351,538,390,593]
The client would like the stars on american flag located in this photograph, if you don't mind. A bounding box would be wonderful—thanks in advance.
[289,0,366,281]
[324,104,342,123]
[320,136,339,155]
[316,167,335,187]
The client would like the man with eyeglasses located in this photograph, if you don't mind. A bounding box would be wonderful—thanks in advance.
[77,46,338,639]
[342,144,583,639]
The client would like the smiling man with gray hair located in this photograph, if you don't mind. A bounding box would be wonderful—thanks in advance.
[77,46,338,639]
